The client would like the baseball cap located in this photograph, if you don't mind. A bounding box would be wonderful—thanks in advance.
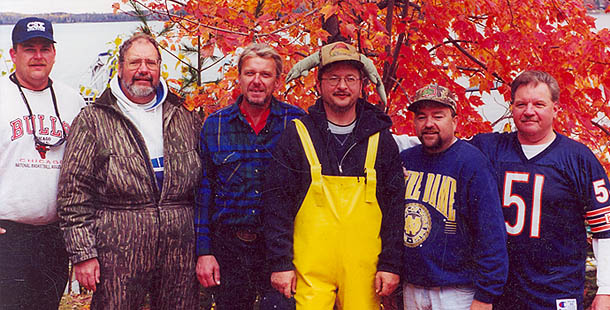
[319,42,363,69]
[12,17,55,45]
[408,84,457,113]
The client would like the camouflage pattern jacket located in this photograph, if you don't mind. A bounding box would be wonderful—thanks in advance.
[57,88,202,264]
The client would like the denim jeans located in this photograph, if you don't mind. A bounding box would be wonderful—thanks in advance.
[211,227,294,310]
[0,220,69,310]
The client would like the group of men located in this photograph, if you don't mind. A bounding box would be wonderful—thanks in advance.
[1,15,609,310]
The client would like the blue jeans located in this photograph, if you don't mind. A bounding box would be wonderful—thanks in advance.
[0,220,69,310]
[210,227,294,310]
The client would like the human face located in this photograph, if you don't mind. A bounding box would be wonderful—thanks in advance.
[319,62,363,115]
[414,103,457,153]
[512,83,557,145]
[118,39,161,104]
[238,56,280,108]
[9,37,56,91]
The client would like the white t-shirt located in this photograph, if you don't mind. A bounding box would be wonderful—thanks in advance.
[0,75,86,225]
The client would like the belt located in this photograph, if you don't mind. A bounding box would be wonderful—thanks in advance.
[215,226,260,242]
[236,230,258,242]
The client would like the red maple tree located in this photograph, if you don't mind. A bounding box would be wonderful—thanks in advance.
[115,0,610,171]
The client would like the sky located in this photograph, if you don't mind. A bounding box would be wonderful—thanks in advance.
[0,0,118,14]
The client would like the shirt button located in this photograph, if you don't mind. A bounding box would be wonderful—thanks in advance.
[255,190,260,194]
[255,169,260,173]
[255,149,260,152]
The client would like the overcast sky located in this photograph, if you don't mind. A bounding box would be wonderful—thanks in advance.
[1,0,118,14]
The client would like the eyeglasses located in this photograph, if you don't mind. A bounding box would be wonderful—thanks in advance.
[320,75,361,87]
[125,58,160,70]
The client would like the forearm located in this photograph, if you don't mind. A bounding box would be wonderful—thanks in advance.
[194,185,213,255]
[594,238,610,294]
[57,112,100,264]
[263,185,298,272]
[377,153,405,274]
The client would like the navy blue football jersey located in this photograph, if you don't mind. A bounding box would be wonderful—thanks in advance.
[470,132,610,310]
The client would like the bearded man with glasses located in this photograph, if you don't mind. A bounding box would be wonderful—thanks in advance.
[0,17,86,310]
[263,42,404,309]
[57,33,201,309]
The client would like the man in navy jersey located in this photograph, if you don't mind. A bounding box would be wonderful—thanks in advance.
[467,71,610,310]
[400,84,508,310]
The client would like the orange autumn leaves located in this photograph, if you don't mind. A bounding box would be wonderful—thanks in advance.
[116,0,610,170]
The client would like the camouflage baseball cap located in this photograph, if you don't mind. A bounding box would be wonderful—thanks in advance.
[408,84,457,113]
[319,42,363,69]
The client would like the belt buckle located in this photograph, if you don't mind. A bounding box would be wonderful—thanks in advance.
[236,230,258,242]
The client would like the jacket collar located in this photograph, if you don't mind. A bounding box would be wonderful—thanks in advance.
[225,95,285,121]
[307,98,392,141]
[94,85,182,128]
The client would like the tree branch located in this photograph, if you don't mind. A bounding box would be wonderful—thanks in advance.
[447,35,506,85]
[429,39,474,52]
[592,120,610,137]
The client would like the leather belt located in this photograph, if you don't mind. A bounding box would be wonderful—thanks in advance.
[235,230,258,242]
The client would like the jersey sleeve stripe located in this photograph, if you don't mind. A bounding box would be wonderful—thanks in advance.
[591,223,610,234]
[589,217,609,225]
[586,206,610,218]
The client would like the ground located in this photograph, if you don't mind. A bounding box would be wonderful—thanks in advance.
[59,279,598,309]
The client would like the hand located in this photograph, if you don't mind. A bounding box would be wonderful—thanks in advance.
[359,54,387,105]
[285,53,320,83]
[0,226,5,234]
[470,299,492,310]
[592,294,610,310]
[196,255,221,287]
[74,258,100,292]
[375,271,399,296]
[271,270,296,298]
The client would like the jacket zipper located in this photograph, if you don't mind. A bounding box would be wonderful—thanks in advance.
[338,142,358,174]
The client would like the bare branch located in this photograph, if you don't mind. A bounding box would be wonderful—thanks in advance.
[429,39,474,52]
[490,114,512,128]
[256,8,320,37]
[447,35,507,85]
[592,120,610,137]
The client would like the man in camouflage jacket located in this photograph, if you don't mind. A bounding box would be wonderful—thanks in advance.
[57,33,201,309]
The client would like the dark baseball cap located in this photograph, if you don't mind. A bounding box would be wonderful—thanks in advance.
[408,84,457,113]
[12,17,55,45]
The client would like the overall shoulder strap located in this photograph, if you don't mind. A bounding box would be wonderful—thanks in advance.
[364,132,380,202]
[293,119,323,201]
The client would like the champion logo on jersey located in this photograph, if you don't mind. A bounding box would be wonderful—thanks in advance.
[556,298,577,310]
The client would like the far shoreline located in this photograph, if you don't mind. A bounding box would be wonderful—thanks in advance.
[0,11,168,25]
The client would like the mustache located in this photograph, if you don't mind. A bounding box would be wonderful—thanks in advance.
[333,91,350,96]
[132,74,153,82]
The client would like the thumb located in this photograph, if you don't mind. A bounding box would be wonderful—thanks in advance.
[94,261,100,283]
[213,264,221,285]
[291,274,297,294]
[375,274,382,293]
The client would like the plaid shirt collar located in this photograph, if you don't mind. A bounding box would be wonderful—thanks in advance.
[225,95,286,122]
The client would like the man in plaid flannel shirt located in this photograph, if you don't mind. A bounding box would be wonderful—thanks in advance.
[195,43,305,310]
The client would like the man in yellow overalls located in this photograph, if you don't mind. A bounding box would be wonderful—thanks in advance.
[263,42,405,309]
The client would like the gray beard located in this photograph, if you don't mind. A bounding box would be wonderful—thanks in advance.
[127,84,155,98]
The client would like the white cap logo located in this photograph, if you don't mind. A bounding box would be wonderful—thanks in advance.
[26,21,46,32]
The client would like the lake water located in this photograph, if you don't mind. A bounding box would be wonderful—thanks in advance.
[1,15,609,125]
[0,21,222,92]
